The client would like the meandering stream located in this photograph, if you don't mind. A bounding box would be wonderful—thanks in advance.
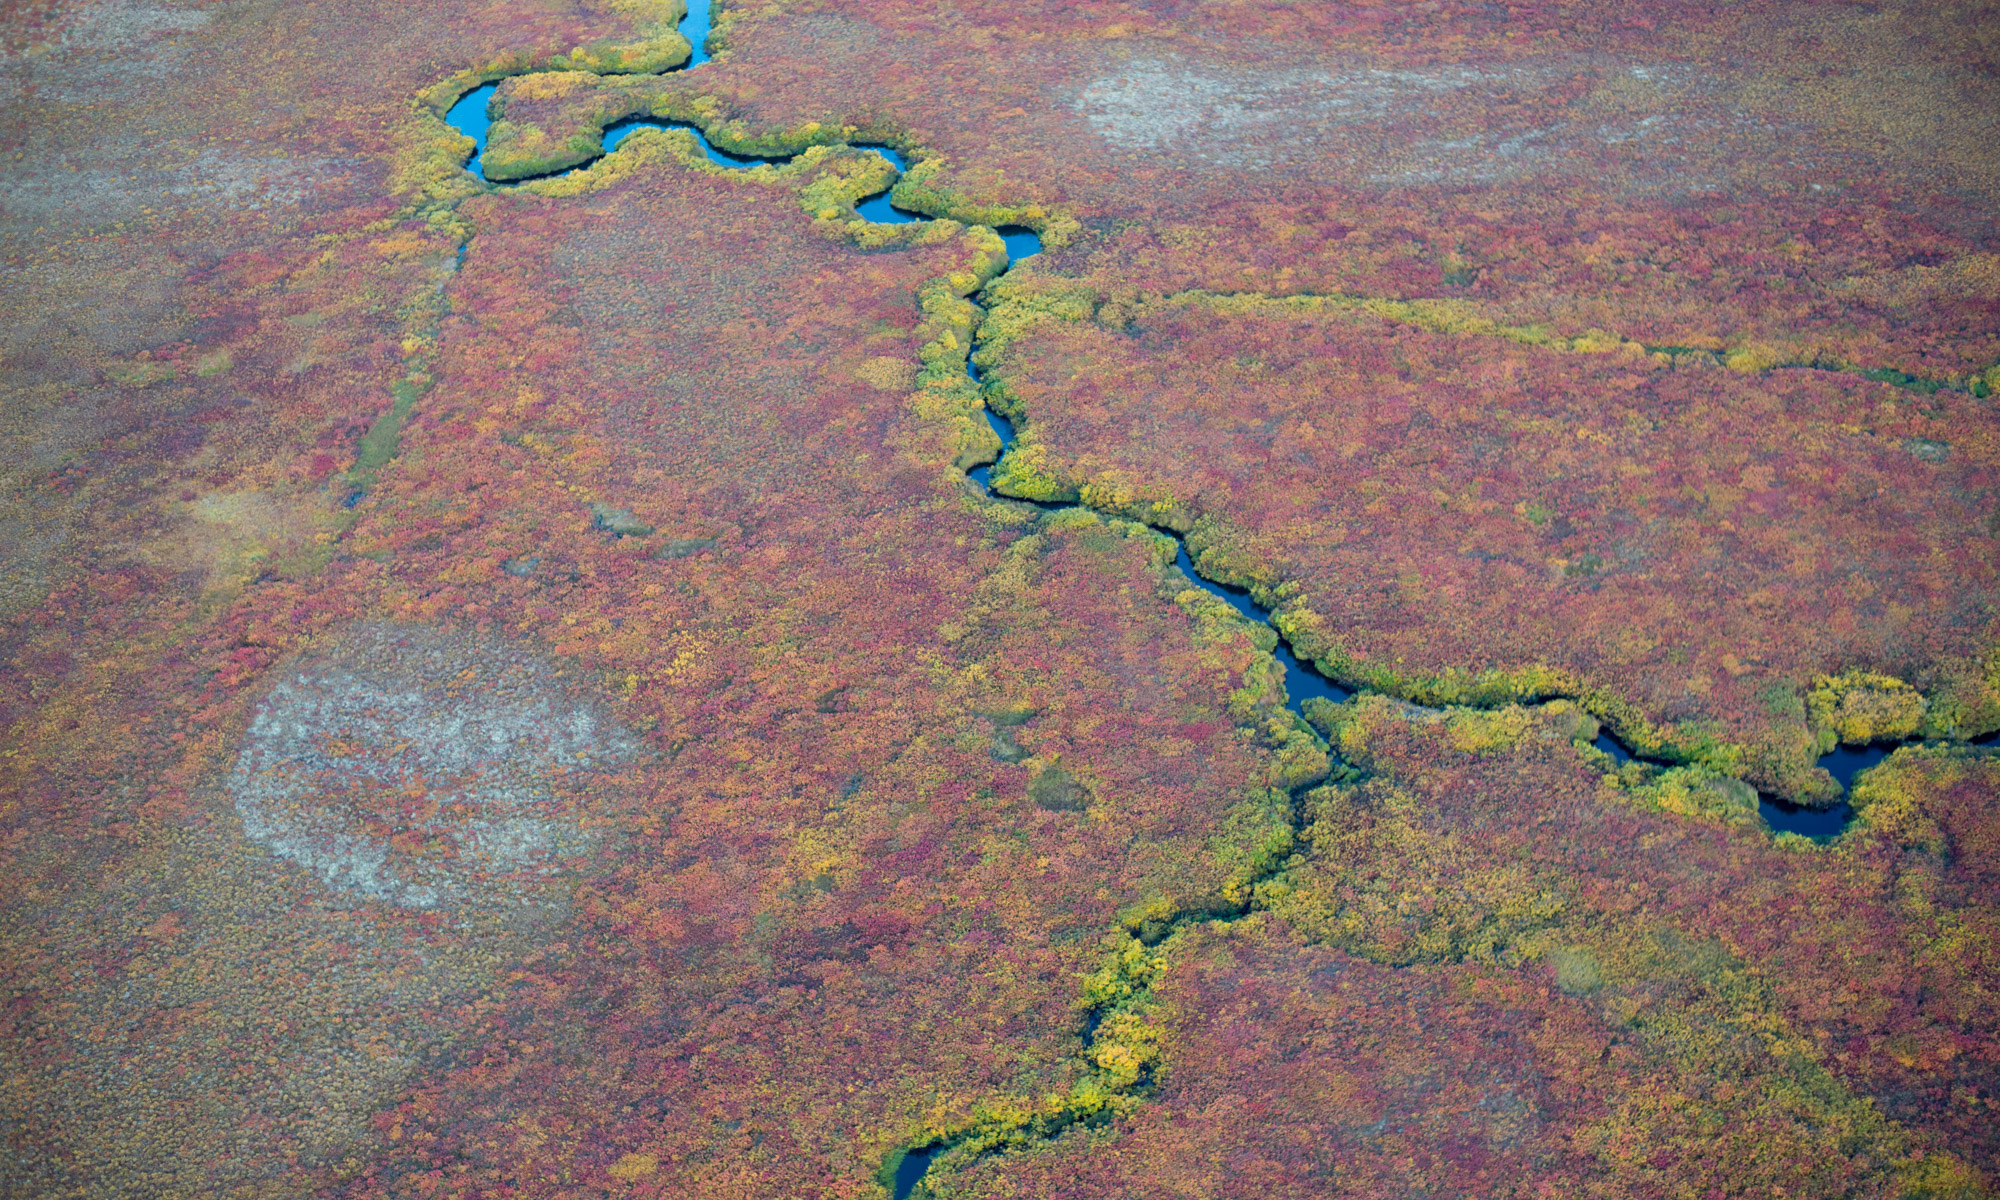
[438,5,1357,738]
[428,1,1992,1187]
[441,8,1914,857]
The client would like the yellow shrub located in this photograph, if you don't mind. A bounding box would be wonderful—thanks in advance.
[607,1152,658,1181]
[1808,671,1927,744]
[508,70,589,101]
[1445,706,1537,753]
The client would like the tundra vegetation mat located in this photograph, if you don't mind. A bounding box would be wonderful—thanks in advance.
[1,0,1997,1198]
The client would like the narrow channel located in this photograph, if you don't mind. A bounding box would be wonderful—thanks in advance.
[442,54,1345,1191]
[1758,743,1896,840]
[438,13,1350,729]
[959,344,1354,717]
[1597,724,1875,840]
[443,7,1909,848]
[436,15,1974,851]
[437,9,1038,1197]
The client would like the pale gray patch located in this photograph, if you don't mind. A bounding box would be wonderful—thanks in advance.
[0,245,186,355]
[1363,125,1560,187]
[1,625,634,1195]
[1074,54,1525,164]
[3,0,214,101]
[0,146,324,222]
[0,498,78,620]
[1068,51,1804,194]
[229,625,639,912]
[45,0,213,50]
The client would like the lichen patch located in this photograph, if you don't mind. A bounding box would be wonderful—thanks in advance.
[228,623,637,911]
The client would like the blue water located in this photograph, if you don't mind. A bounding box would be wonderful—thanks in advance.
[893,1147,937,1200]
[1586,733,1893,839]
[999,226,1042,261]
[1169,545,1353,712]
[1589,730,1885,841]
[445,82,498,178]
[1819,743,1894,792]
[1174,543,1260,623]
[1755,742,1898,840]
[963,336,1008,492]
[436,15,1047,307]
[856,189,923,224]
[456,94,784,181]
[966,395,1014,489]
[681,0,713,66]
[965,351,1346,716]
[449,0,712,181]
[852,142,923,223]
[1275,642,1354,709]
[1752,743,1906,840]
[1761,796,1854,840]
[855,143,909,171]
[455,96,938,215]
[603,118,776,168]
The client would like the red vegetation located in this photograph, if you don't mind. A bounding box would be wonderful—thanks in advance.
[1,0,1995,1195]
[977,285,2000,796]
[940,719,2000,1197]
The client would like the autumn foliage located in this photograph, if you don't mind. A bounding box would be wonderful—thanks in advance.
[1,0,1996,1197]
